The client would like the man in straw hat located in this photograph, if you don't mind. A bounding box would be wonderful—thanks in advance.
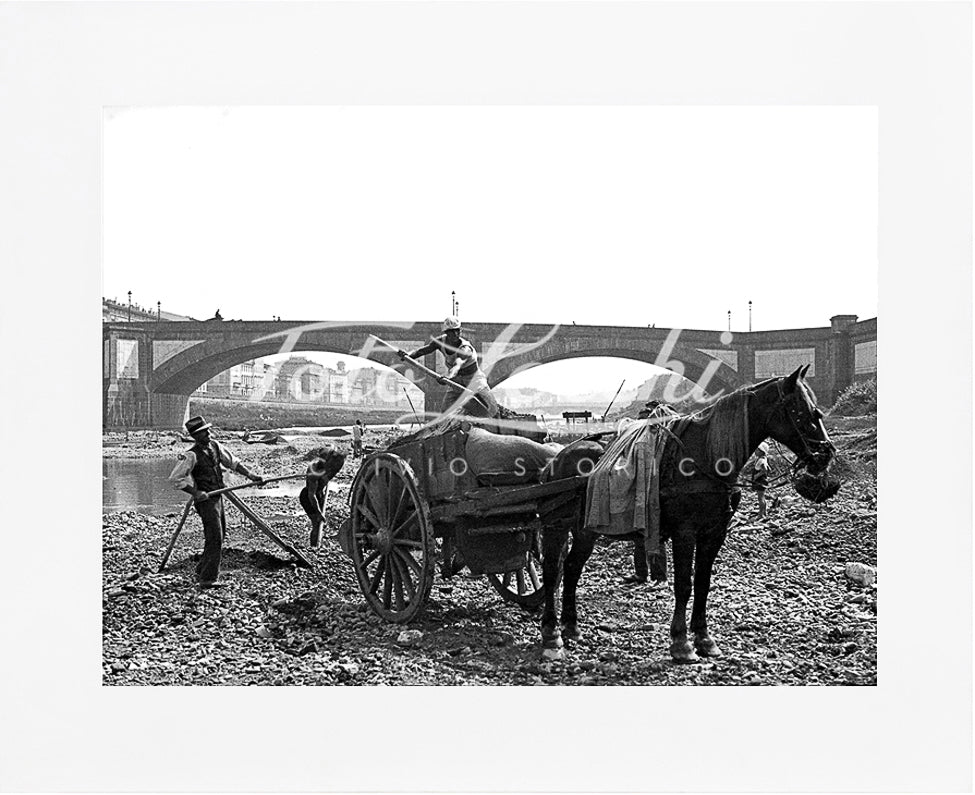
[169,415,264,588]
[399,315,499,418]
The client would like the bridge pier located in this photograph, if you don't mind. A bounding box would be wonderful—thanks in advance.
[103,329,192,429]
[103,329,153,428]
[826,314,859,402]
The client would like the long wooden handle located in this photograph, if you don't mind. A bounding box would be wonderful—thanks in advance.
[158,499,193,572]
[203,472,305,499]
[224,491,313,569]
[601,379,626,422]
[370,334,490,411]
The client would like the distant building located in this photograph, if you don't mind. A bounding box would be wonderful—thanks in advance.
[102,297,195,322]
[195,355,424,409]
[197,360,275,398]
[270,357,322,401]
[493,386,559,410]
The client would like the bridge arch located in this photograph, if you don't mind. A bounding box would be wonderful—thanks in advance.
[104,315,872,428]
[145,335,428,429]
[486,344,742,398]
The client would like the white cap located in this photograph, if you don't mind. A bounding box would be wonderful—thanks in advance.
[758,441,770,454]
[443,315,461,331]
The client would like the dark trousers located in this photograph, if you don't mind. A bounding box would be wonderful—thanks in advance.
[194,496,226,583]
[633,535,668,582]
[299,480,326,547]
[438,384,499,418]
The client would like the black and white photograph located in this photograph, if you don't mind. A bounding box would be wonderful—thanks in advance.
[101,106,879,687]
[2,2,970,792]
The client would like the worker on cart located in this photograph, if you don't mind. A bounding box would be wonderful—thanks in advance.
[398,316,499,418]
[169,415,264,588]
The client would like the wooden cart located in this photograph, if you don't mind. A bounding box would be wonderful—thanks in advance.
[339,421,586,623]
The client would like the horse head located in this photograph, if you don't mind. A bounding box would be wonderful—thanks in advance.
[763,365,835,475]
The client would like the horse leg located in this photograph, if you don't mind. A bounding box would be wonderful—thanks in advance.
[669,527,698,662]
[560,527,596,642]
[540,522,568,660]
[690,526,728,657]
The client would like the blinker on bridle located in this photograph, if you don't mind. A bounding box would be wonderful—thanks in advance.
[773,378,835,471]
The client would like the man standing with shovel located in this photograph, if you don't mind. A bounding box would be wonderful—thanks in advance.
[399,316,499,418]
[169,415,264,588]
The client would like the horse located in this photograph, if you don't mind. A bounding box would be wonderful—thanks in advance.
[537,365,836,663]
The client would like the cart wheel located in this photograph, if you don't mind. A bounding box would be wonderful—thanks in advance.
[487,527,548,610]
[350,453,434,623]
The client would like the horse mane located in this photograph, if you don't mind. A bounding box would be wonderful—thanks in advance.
[690,384,755,471]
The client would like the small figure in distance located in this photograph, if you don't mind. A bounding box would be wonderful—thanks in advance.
[351,419,365,458]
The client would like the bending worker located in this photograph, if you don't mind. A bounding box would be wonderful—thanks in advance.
[169,415,264,588]
[399,316,499,418]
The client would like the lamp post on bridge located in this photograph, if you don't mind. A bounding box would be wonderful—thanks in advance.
[127,291,132,322]
[727,310,731,331]
[748,300,752,332]
[157,300,161,321]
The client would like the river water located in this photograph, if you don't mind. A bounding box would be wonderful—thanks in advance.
[102,457,310,515]
[103,413,593,514]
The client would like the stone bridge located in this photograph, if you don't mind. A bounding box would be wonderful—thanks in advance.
[103,315,876,429]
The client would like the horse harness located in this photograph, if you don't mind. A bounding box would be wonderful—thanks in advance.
[771,378,834,471]
[656,379,832,501]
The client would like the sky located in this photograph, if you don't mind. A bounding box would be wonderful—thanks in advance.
[103,106,877,394]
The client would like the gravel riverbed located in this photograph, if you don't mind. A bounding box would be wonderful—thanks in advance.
[103,427,877,686]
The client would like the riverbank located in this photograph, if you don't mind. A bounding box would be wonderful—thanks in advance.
[102,425,405,463]
[102,419,878,685]
[188,396,419,430]
[102,466,877,685]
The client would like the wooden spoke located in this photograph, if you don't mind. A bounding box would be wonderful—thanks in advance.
[356,502,381,530]
[388,477,409,530]
[350,453,434,623]
[368,477,390,526]
[487,527,548,610]
[396,557,417,602]
[369,559,385,595]
[394,546,422,576]
[390,555,406,611]
[382,557,394,609]
[367,479,393,528]
[391,512,418,539]
[393,538,424,550]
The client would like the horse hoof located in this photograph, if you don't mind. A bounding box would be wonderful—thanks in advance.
[694,637,722,657]
[561,623,581,642]
[541,643,565,662]
[670,641,699,663]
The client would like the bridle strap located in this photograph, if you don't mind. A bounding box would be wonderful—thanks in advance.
[773,379,832,468]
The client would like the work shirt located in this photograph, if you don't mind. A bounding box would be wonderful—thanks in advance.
[352,424,363,442]
[169,441,242,492]
[752,456,770,489]
[412,334,479,377]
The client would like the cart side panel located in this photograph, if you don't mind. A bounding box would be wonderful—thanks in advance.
[387,430,477,502]
[428,430,477,499]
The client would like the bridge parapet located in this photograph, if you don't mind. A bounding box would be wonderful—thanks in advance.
[102,316,876,428]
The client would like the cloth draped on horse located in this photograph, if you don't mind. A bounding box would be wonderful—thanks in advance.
[583,415,677,557]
